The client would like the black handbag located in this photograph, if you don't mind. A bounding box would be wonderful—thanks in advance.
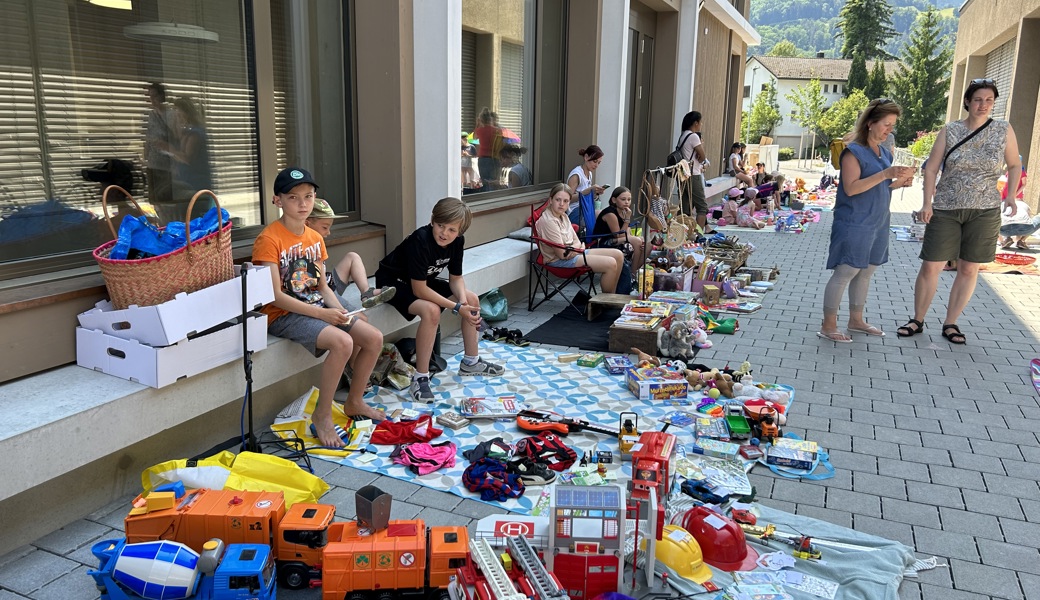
[666,131,693,169]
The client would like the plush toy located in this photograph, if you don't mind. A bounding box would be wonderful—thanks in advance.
[731,382,791,405]
[658,321,697,361]
[631,347,661,367]
[691,327,713,350]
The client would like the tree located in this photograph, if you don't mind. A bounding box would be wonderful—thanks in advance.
[786,78,828,157]
[890,8,953,146]
[835,0,897,59]
[819,89,870,141]
[847,53,868,95]
[767,41,801,57]
[746,82,784,140]
[864,59,888,99]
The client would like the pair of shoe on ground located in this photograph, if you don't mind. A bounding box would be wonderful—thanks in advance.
[483,327,530,347]
[506,458,556,486]
[409,358,505,402]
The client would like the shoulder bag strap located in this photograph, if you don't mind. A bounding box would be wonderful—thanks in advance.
[676,131,693,157]
[941,118,992,171]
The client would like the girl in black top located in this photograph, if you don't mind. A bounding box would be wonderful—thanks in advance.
[592,186,643,266]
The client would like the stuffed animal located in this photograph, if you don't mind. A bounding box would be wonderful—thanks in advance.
[658,321,697,361]
[631,347,661,367]
[691,326,712,349]
[731,382,791,404]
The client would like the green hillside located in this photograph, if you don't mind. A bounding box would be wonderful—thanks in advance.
[750,0,960,58]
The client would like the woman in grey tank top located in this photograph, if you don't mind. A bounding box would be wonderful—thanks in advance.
[898,80,1022,344]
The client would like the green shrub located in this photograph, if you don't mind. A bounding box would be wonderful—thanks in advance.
[778,147,795,161]
[910,131,938,159]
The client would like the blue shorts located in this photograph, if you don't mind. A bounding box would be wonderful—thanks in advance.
[546,256,580,269]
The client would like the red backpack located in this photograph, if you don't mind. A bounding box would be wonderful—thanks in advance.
[513,431,577,471]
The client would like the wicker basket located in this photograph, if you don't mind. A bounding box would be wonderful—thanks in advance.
[705,246,751,275]
[93,186,233,310]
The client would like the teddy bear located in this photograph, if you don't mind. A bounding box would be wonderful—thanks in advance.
[691,326,712,350]
[658,320,697,361]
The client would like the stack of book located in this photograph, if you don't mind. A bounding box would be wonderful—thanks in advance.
[613,300,672,330]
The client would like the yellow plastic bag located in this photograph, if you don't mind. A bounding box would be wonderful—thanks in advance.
[141,450,329,506]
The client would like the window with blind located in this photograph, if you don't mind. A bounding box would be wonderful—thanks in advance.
[460,0,565,197]
[0,0,355,278]
[984,38,1015,121]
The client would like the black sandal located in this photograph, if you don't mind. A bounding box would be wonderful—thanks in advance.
[941,323,966,345]
[505,329,530,347]
[896,318,924,337]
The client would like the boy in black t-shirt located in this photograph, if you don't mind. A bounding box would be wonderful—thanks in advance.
[376,197,504,402]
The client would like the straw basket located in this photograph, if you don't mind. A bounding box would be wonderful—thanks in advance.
[93,186,233,310]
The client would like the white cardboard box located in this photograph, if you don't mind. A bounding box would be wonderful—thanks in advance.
[77,264,274,347]
[76,315,268,388]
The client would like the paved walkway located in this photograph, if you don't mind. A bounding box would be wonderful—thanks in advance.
[2,162,1038,600]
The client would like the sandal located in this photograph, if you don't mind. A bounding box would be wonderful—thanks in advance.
[505,329,531,347]
[941,323,966,345]
[1016,240,1031,251]
[896,319,924,337]
[816,330,852,343]
[482,327,510,343]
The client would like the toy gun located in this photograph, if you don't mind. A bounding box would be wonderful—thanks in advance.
[517,409,619,437]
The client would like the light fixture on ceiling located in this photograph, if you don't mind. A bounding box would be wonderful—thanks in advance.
[88,0,132,9]
[124,22,219,43]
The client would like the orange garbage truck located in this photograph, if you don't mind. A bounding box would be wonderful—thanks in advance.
[123,486,335,590]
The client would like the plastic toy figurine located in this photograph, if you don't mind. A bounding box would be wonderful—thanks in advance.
[792,536,822,560]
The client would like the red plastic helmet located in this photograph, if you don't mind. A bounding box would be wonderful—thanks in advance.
[680,505,759,571]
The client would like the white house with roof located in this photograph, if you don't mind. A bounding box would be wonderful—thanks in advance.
[743,55,901,151]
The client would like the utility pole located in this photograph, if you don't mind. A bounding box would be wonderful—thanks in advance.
[744,65,759,144]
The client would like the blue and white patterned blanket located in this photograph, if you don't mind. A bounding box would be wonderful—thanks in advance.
[312,341,794,514]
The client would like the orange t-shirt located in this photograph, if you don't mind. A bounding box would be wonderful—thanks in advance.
[252,220,328,323]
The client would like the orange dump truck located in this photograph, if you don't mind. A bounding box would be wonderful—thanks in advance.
[123,488,335,590]
[321,519,469,600]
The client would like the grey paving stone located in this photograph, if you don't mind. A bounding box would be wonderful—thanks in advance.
[851,436,902,459]
[988,427,1040,447]
[794,504,853,528]
[0,590,25,600]
[365,474,423,500]
[806,431,853,452]
[983,473,1040,499]
[882,498,942,528]
[321,465,381,490]
[28,565,97,600]
[451,499,509,521]
[1003,460,1040,483]
[320,486,360,519]
[920,431,974,453]
[769,478,825,507]
[826,449,878,473]
[912,525,980,562]
[1020,572,1040,600]
[899,581,922,600]
[756,497,797,514]
[407,485,463,510]
[878,457,932,482]
[850,408,896,428]
[416,506,471,528]
[64,532,118,568]
[929,465,987,491]
[906,481,965,509]
[829,419,869,437]
[874,425,923,445]
[853,515,915,546]
[852,472,907,499]
[941,420,992,439]
[825,488,882,517]
[938,507,1004,541]
[0,548,33,570]
[0,550,78,596]
[976,538,1040,575]
[999,517,1040,548]
[919,584,999,600]
[801,464,853,490]
[949,558,1024,599]
[970,438,1025,461]
[388,500,423,520]
[31,521,111,556]
[900,445,953,467]
[962,489,1025,520]
[949,450,1007,473]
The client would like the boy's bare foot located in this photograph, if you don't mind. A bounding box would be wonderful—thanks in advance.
[311,416,345,448]
[343,401,385,422]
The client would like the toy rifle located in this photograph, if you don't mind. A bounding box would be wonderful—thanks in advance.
[516,409,619,437]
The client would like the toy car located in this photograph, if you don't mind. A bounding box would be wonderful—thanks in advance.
[680,479,728,504]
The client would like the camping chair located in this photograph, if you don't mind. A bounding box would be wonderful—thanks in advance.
[528,204,597,314]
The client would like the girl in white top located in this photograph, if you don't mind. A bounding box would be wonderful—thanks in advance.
[727,142,754,187]
[535,183,624,293]
[566,145,608,223]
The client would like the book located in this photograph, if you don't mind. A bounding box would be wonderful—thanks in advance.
[724,301,762,313]
[459,395,530,418]
[612,314,664,329]
[435,411,472,430]
[622,300,673,316]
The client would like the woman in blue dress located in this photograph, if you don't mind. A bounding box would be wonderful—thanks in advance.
[817,99,915,342]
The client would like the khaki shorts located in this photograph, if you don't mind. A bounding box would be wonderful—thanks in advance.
[680,176,707,216]
[920,207,1001,264]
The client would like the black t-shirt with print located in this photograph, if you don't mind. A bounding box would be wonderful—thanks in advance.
[377,224,464,283]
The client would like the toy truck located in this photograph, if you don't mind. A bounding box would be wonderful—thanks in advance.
[123,487,334,590]
[627,431,678,541]
[88,538,276,600]
[449,536,568,600]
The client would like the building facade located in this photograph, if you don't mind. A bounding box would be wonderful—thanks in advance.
[947,0,1040,210]
[0,0,757,548]
[742,55,899,151]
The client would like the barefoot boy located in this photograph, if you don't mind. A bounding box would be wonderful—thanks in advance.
[253,167,384,447]
[375,197,504,402]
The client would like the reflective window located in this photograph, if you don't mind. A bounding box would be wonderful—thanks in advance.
[460,0,565,197]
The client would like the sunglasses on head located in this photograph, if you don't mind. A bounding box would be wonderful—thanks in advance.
[971,78,995,85]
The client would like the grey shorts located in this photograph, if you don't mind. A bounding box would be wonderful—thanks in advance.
[330,267,349,295]
[920,208,1001,264]
[268,294,358,357]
